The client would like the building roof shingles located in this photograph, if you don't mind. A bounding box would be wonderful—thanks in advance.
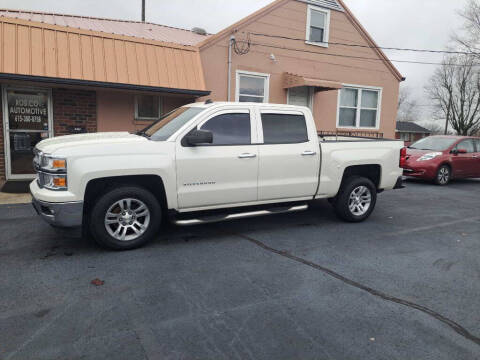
[396,121,431,134]
[0,8,209,46]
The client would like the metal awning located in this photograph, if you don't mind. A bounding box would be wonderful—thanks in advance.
[283,72,342,92]
[0,17,209,96]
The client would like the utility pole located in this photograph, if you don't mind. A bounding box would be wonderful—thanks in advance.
[141,0,145,22]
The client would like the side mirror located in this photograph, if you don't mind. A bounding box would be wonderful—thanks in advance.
[452,148,467,155]
[185,129,213,146]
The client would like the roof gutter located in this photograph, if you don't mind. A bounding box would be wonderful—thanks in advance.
[0,73,211,97]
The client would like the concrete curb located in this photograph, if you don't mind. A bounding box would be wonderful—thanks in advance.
[0,192,32,205]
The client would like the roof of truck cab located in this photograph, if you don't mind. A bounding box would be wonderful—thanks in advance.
[187,102,311,110]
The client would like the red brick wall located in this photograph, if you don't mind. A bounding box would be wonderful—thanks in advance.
[0,100,4,181]
[53,88,97,136]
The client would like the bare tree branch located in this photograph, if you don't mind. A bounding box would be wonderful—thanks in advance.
[426,55,480,136]
[397,86,419,122]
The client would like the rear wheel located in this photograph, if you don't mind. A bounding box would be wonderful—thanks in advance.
[333,176,377,222]
[90,186,161,250]
[434,165,451,186]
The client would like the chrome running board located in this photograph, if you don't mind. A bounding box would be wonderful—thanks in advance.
[174,204,308,226]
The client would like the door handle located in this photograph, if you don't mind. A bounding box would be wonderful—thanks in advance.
[302,150,317,156]
[238,153,257,159]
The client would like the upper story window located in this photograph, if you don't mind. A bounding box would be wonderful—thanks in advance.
[135,95,162,120]
[200,112,251,145]
[306,5,330,47]
[236,71,270,103]
[261,113,309,144]
[338,86,382,129]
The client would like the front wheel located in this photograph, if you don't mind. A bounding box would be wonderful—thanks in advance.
[334,176,377,222]
[434,165,451,186]
[90,186,162,250]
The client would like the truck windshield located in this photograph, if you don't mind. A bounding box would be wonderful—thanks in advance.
[138,107,204,141]
[409,137,458,151]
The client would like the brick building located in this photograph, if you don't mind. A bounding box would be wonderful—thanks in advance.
[395,121,431,145]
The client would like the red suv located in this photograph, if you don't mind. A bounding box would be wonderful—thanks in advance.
[402,135,480,185]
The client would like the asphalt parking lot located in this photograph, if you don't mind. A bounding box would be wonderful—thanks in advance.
[1,179,480,360]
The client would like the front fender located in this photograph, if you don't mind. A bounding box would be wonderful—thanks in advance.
[68,153,177,209]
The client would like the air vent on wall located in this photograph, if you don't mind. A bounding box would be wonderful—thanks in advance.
[297,0,344,12]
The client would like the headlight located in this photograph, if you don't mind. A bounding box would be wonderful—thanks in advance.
[40,155,67,172]
[38,173,68,190]
[417,152,442,161]
[34,149,68,190]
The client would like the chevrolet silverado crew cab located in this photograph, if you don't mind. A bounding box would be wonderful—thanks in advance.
[31,102,405,250]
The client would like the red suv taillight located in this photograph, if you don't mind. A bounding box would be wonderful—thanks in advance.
[399,147,407,168]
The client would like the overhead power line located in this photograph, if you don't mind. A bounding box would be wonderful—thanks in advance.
[239,40,480,67]
[247,32,480,56]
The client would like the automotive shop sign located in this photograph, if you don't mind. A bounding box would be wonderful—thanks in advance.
[7,90,49,130]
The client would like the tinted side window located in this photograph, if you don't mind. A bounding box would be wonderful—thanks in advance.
[261,113,308,144]
[200,113,251,145]
[475,139,480,152]
[456,140,475,153]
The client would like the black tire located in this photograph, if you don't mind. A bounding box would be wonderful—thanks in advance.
[434,165,451,186]
[90,185,162,250]
[334,176,377,222]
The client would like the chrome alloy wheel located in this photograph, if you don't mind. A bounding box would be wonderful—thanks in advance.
[104,198,150,241]
[348,186,372,216]
[438,167,450,185]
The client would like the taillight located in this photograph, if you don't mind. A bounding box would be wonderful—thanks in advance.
[399,147,407,168]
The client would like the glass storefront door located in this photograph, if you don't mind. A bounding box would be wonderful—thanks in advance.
[2,87,53,179]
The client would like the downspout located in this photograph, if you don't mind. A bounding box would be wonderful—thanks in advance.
[227,35,235,102]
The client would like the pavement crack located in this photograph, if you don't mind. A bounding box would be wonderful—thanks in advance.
[235,232,480,347]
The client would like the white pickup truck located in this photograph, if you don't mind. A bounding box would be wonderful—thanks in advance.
[31,102,405,250]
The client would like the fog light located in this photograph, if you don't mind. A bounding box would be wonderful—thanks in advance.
[53,177,67,187]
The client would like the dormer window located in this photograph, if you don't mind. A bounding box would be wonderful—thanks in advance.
[306,5,330,47]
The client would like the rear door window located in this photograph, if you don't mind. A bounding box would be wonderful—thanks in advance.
[456,139,475,153]
[261,113,309,144]
[475,139,480,152]
[200,112,251,145]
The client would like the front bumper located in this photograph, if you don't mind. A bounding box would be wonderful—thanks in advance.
[402,160,439,180]
[31,195,83,228]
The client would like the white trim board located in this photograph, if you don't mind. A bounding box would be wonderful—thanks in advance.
[296,0,344,12]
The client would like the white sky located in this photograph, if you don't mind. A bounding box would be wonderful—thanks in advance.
[0,0,469,120]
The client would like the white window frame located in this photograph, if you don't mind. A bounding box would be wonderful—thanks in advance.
[235,70,270,103]
[134,95,163,121]
[287,86,314,111]
[336,84,383,130]
[305,5,331,48]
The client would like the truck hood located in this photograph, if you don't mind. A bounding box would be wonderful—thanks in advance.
[36,132,148,155]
